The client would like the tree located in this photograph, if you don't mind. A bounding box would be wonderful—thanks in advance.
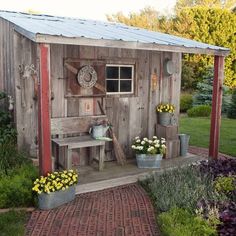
[107,7,236,89]
[175,0,236,11]
[107,7,161,31]
[227,89,236,118]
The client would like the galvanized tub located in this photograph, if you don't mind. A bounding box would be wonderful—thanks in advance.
[38,185,75,210]
[136,154,163,168]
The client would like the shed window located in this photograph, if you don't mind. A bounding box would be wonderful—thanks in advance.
[106,65,134,94]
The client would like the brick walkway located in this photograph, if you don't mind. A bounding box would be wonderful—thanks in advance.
[26,184,159,236]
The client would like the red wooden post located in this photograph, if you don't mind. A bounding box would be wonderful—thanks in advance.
[38,44,52,175]
[209,56,224,159]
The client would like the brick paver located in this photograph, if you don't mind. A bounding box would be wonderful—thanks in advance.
[26,184,159,236]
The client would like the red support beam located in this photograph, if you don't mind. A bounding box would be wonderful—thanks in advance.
[209,56,224,159]
[38,44,52,175]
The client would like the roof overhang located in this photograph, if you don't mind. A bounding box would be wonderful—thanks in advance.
[13,26,230,57]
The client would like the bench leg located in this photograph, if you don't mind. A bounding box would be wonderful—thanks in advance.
[99,145,105,171]
[66,148,72,170]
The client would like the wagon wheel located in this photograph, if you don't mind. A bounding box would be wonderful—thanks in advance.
[65,62,106,93]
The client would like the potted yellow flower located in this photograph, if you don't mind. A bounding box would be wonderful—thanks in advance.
[156,103,175,126]
[32,169,78,210]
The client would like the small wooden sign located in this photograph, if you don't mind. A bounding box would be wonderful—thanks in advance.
[79,98,94,116]
[151,73,158,91]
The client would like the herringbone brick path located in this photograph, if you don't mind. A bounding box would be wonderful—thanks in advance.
[26,184,159,236]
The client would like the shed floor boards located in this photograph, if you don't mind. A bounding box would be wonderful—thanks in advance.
[75,153,206,194]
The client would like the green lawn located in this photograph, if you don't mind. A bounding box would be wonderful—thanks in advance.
[179,116,236,157]
[0,210,27,236]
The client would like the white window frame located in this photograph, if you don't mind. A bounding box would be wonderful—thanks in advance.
[106,64,134,95]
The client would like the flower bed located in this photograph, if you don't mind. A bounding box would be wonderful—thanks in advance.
[140,158,236,236]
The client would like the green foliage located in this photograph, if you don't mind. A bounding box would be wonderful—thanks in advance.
[0,142,29,175]
[214,175,236,193]
[158,207,217,236]
[180,93,193,112]
[193,67,231,113]
[0,163,38,208]
[187,105,212,117]
[141,166,225,213]
[175,0,236,11]
[193,68,213,106]
[181,60,200,91]
[227,89,236,118]
[0,210,27,236]
[179,117,236,156]
[108,7,236,88]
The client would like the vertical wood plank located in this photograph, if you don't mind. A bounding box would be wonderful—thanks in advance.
[137,50,149,137]
[118,97,130,156]
[170,52,182,124]
[38,44,52,175]
[50,44,65,118]
[147,51,161,137]
[209,56,224,159]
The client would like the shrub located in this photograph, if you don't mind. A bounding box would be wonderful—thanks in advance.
[215,176,236,194]
[141,166,225,213]
[199,159,236,179]
[0,142,29,175]
[187,105,211,117]
[227,89,236,119]
[180,93,193,113]
[0,210,27,236]
[0,163,38,208]
[218,201,236,236]
[158,207,217,236]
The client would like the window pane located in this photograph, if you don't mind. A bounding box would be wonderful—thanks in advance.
[106,66,119,79]
[106,80,119,92]
[120,67,132,79]
[120,80,132,92]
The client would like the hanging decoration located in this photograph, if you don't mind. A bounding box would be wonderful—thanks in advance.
[77,65,97,89]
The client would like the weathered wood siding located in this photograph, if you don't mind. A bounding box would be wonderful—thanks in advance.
[13,32,38,155]
[0,18,15,108]
[50,45,182,161]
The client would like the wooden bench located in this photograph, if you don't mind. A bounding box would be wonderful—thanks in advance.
[51,115,108,171]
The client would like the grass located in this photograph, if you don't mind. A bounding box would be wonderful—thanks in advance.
[0,210,27,236]
[179,116,236,157]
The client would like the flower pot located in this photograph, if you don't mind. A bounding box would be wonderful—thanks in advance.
[136,154,163,168]
[38,185,76,210]
[158,112,172,126]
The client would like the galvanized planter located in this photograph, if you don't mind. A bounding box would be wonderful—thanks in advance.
[179,134,190,157]
[136,154,163,168]
[158,112,171,126]
[38,185,76,210]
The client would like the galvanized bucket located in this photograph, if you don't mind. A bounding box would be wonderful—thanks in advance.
[179,134,190,156]
[158,112,171,126]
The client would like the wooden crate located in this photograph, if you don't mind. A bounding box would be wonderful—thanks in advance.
[165,139,180,159]
[156,124,178,140]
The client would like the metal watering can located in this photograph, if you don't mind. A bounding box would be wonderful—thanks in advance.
[89,125,109,139]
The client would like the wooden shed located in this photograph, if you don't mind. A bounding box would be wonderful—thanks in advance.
[0,11,229,175]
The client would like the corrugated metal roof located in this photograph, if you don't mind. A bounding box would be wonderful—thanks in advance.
[0,10,230,55]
